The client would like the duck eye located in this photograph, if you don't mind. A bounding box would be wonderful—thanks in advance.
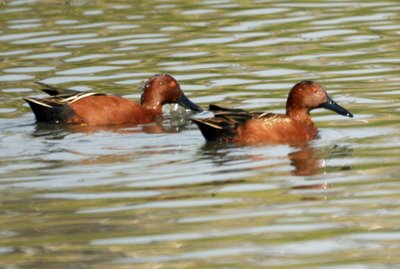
[159,82,164,86]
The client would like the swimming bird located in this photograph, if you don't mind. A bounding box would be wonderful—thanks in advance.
[192,81,352,144]
[24,74,202,125]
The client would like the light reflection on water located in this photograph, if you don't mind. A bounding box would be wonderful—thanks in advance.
[0,0,400,268]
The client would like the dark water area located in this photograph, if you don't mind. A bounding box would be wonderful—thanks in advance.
[1,0,400,268]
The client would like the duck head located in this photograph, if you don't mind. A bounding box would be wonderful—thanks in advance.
[140,74,202,113]
[286,80,353,118]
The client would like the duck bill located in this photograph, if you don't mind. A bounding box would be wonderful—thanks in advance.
[176,93,203,112]
[319,96,353,118]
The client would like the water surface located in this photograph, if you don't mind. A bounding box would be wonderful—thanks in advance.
[1,0,400,268]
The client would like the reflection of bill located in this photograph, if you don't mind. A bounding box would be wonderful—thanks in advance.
[162,103,198,120]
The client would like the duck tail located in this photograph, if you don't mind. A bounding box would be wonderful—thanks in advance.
[192,118,238,142]
[23,97,56,122]
[192,104,255,142]
[23,97,71,123]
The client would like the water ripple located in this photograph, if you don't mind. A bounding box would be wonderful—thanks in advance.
[228,7,289,16]
[0,74,34,81]
[0,31,58,41]
[53,33,167,46]
[312,13,394,25]
[300,29,357,40]
[220,17,310,32]
[110,239,364,265]
[12,33,98,44]
[36,191,160,200]
[22,51,71,59]
[57,66,122,75]
[4,66,55,73]
[80,198,235,214]
[40,73,147,84]
[93,223,342,245]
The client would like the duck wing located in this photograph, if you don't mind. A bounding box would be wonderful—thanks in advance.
[29,82,106,106]
[193,104,272,142]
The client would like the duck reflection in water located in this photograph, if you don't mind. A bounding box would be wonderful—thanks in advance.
[199,142,353,186]
[31,112,195,139]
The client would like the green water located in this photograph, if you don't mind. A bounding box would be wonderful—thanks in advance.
[1,0,400,268]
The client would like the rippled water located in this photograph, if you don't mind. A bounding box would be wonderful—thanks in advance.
[1,0,400,268]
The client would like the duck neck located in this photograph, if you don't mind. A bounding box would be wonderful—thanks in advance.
[140,94,163,115]
[286,107,313,124]
[287,108,317,138]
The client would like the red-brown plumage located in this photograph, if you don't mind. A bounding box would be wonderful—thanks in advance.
[24,74,202,125]
[67,95,156,125]
[236,115,317,144]
[193,81,353,145]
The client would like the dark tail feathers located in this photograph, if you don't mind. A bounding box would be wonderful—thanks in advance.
[23,97,73,123]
